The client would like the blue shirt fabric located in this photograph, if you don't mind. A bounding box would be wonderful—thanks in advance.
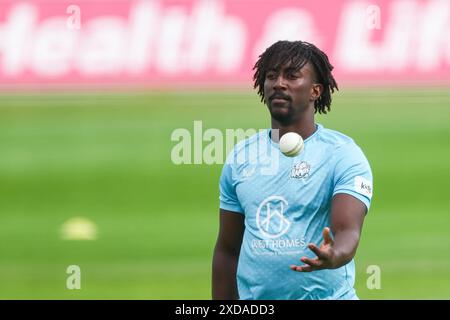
[219,124,373,300]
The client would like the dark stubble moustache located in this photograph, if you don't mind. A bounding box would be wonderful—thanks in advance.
[269,91,291,101]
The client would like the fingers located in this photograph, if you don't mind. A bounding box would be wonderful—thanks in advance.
[290,229,335,273]
[290,264,314,272]
[300,256,321,267]
[289,256,323,272]
[307,243,327,259]
[323,227,334,245]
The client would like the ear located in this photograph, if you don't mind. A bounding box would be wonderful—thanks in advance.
[310,83,323,102]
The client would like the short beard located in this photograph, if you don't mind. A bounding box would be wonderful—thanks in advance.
[267,102,297,125]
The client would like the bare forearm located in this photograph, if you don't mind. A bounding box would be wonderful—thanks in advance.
[212,250,239,300]
[330,229,361,268]
[291,195,366,273]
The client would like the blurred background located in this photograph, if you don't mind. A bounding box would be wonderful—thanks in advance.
[0,0,449,299]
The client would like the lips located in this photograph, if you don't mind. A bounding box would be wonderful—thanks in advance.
[269,93,291,102]
[271,98,289,104]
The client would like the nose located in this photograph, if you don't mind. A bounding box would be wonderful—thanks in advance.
[273,74,287,90]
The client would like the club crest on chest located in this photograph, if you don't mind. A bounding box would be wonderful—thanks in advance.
[290,161,311,179]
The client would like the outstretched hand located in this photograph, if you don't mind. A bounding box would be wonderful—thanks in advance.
[290,227,337,272]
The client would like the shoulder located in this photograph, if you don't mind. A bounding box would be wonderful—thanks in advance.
[317,125,363,153]
[317,126,356,149]
[226,129,267,159]
[316,125,369,165]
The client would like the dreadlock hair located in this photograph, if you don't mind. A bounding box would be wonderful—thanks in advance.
[253,40,338,114]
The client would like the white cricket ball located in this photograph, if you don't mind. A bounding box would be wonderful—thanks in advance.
[279,132,304,157]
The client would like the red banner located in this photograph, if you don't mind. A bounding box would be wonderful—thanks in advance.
[0,0,449,87]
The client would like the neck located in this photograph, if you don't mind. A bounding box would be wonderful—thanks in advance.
[270,109,316,143]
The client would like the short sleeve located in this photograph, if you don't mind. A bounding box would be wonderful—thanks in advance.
[219,161,244,214]
[333,143,373,212]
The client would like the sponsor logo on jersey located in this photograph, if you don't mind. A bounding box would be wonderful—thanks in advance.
[256,196,291,238]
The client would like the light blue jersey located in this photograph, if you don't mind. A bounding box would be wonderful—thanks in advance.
[219,124,373,300]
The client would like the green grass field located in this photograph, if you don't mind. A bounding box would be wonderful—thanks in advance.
[0,89,449,299]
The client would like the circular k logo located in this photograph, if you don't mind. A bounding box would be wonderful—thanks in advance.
[256,196,291,239]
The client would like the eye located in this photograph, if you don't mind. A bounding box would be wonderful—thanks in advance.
[266,72,277,80]
[287,72,300,80]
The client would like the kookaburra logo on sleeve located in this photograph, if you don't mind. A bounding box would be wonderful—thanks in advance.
[355,176,373,197]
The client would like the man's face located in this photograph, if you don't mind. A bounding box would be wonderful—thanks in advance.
[263,61,321,124]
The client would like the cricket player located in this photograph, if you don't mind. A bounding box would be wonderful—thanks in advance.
[212,40,373,300]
